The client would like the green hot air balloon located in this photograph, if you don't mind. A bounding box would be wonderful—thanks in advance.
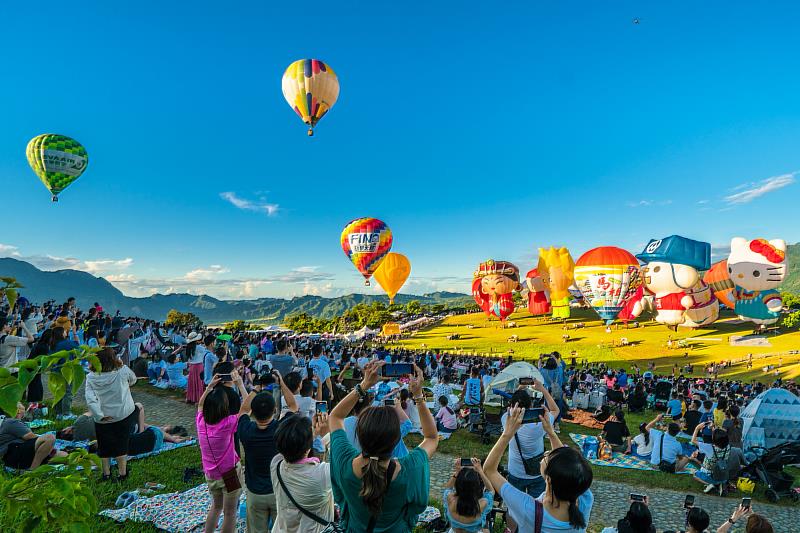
[26,134,89,202]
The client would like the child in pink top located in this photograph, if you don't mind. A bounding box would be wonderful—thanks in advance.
[197,411,239,479]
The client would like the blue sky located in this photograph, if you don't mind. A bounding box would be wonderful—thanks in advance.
[1,1,799,300]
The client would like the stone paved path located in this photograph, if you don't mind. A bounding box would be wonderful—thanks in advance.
[71,384,797,532]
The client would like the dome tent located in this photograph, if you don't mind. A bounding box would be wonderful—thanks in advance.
[741,388,800,450]
[484,362,544,407]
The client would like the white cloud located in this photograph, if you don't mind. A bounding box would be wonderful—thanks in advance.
[220,192,280,216]
[0,244,133,276]
[724,172,797,205]
[626,200,653,208]
[711,244,731,262]
[184,265,230,281]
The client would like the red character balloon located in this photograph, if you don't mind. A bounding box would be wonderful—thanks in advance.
[472,260,521,322]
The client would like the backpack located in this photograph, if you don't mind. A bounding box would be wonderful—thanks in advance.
[582,436,599,459]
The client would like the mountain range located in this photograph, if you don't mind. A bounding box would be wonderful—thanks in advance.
[2,242,798,324]
[0,258,473,324]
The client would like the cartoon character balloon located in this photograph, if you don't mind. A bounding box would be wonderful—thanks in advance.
[635,236,712,328]
[472,260,521,322]
[537,247,575,319]
[574,247,641,324]
[26,134,89,202]
[373,252,411,304]
[282,59,340,136]
[727,238,787,325]
[341,218,392,285]
[703,260,736,310]
[523,269,551,316]
[682,281,720,328]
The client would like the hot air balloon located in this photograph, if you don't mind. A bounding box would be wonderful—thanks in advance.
[341,218,392,285]
[26,134,88,202]
[472,260,521,322]
[574,247,641,324]
[282,59,340,136]
[537,247,575,319]
[523,268,551,316]
[703,260,736,309]
[373,252,411,304]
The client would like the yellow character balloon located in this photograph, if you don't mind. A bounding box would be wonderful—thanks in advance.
[373,252,411,304]
[537,247,575,319]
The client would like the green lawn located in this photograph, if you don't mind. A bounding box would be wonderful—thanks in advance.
[395,308,800,382]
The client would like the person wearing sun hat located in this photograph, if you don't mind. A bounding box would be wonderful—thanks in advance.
[184,332,205,404]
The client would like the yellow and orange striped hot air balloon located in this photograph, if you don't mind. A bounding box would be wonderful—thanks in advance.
[282,59,340,136]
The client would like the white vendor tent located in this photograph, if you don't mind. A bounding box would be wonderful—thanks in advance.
[741,388,800,450]
[484,362,544,407]
[353,326,379,339]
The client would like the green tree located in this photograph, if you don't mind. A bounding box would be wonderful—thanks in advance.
[406,300,423,315]
[165,309,202,328]
[224,319,248,331]
[782,310,800,329]
[782,292,800,310]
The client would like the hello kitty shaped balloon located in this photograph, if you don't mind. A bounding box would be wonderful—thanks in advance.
[728,238,787,325]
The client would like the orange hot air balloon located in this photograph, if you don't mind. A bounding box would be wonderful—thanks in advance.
[373,253,411,304]
[703,260,736,309]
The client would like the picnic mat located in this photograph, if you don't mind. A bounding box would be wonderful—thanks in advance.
[100,483,442,532]
[566,410,605,430]
[52,435,197,464]
[569,433,698,475]
[100,484,246,532]
[26,414,78,430]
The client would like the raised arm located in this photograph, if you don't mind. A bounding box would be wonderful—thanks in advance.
[275,370,298,413]
[239,391,257,417]
[691,420,706,446]
[533,378,559,419]
[539,408,564,448]
[330,360,384,432]
[484,406,523,492]
[409,364,438,457]
[716,504,752,533]
[198,375,221,412]
[645,413,664,432]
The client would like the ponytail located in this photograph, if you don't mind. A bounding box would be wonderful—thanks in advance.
[567,499,586,529]
[360,456,389,515]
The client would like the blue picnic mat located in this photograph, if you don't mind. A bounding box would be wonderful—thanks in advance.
[569,433,698,475]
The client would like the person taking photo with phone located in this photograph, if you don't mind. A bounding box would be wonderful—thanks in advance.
[442,457,496,533]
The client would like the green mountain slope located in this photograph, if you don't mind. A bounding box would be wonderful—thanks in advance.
[0,258,472,323]
[782,242,800,293]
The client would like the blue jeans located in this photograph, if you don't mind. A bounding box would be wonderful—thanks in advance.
[507,473,545,497]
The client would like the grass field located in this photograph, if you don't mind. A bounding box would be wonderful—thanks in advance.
[395,308,800,382]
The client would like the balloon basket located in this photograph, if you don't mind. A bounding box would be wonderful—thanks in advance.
[364,280,370,286]
[51,195,58,203]
[307,128,314,137]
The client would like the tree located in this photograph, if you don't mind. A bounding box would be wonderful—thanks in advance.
[782,310,800,330]
[223,320,248,331]
[165,309,202,328]
[406,300,423,315]
[782,292,800,310]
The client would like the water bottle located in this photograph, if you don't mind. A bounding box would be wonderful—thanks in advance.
[238,499,247,520]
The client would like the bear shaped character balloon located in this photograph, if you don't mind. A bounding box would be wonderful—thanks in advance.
[727,238,787,325]
[635,235,711,328]
[472,260,521,322]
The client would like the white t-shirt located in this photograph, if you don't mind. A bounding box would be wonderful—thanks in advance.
[632,433,653,455]
[281,394,316,419]
[502,412,555,479]
[0,335,30,369]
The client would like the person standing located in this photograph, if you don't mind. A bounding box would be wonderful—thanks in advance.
[84,347,139,480]
[185,332,205,403]
[0,317,34,370]
[202,335,219,385]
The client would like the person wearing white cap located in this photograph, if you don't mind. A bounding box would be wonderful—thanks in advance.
[185,332,205,404]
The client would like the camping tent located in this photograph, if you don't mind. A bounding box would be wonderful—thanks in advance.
[741,388,800,450]
[353,326,378,339]
[484,362,544,407]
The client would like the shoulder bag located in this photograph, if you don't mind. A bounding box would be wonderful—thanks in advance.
[203,423,241,492]
[514,433,545,477]
[657,431,674,473]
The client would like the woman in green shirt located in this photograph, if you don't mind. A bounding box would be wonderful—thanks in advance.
[329,361,438,532]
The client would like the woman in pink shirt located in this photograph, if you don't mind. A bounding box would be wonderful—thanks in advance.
[197,372,246,533]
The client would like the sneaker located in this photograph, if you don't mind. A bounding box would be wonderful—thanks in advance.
[703,484,715,494]
[554,423,561,434]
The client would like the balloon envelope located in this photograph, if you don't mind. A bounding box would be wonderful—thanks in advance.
[373,252,411,303]
[282,59,339,134]
[26,134,88,201]
[341,218,392,284]
[574,246,641,324]
[703,260,736,309]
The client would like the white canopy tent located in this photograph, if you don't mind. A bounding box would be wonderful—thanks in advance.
[353,326,379,339]
[484,362,544,407]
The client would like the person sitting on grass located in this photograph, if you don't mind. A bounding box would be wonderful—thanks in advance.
[442,457,496,533]
[124,402,191,456]
[434,395,458,434]
[0,402,67,470]
[631,423,653,460]
[645,413,691,473]
[666,392,683,420]
[691,425,745,495]
[601,409,631,454]
[483,406,594,533]
[163,352,188,389]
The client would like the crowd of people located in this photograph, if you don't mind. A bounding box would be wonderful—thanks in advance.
[0,294,791,533]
